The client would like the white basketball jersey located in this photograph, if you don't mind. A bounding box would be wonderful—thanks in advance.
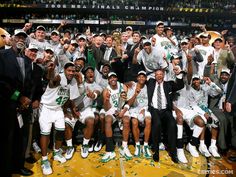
[107,82,124,109]
[41,73,77,109]
[127,82,148,109]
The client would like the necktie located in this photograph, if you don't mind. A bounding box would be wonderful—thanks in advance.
[104,47,110,61]
[157,84,162,110]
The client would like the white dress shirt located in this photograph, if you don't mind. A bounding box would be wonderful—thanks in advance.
[152,82,167,109]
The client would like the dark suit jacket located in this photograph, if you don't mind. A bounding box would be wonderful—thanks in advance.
[227,64,236,105]
[147,78,184,111]
[0,48,24,105]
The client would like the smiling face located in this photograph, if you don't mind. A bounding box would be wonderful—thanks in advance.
[220,72,230,84]
[137,74,147,85]
[192,78,201,90]
[108,75,118,88]
[64,66,75,81]
[102,65,110,77]
[155,70,164,84]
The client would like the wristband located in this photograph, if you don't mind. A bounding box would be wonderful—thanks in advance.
[10,90,20,101]
[93,92,98,99]
[124,104,130,110]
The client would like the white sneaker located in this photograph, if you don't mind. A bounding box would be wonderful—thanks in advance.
[177,149,188,163]
[94,140,103,152]
[209,146,220,158]
[32,142,41,153]
[143,145,152,159]
[159,142,165,150]
[101,152,116,163]
[120,146,132,160]
[81,144,89,158]
[88,143,94,153]
[186,143,199,157]
[134,145,142,157]
[65,146,74,160]
[53,150,67,163]
[41,159,52,175]
[199,144,211,157]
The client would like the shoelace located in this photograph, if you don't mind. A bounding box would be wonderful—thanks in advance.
[42,160,50,168]
[67,147,73,154]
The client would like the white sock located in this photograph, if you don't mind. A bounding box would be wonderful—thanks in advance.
[54,148,59,152]
[83,138,90,145]
[211,139,216,147]
[122,141,128,147]
[135,142,140,146]
[200,140,205,146]
[42,156,48,161]
[66,139,73,147]
[144,142,148,146]
[193,125,203,138]
[177,124,183,139]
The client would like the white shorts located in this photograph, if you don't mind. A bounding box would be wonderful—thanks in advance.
[99,108,106,115]
[191,105,219,128]
[172,107,199,130]
[65,117,78,129]
[130,108,151,124]
[105,107,130,123]
[79,107,95,124]
[39,105,65,135]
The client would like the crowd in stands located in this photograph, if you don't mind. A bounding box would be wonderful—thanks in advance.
[2,0,236,10]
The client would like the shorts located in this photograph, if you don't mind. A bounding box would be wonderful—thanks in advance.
[105,107,130,124]
[130,108,151,124]
[172,107,199,130]
[65,117,78,129]
[39,105,65,135]
[79,107,95,124]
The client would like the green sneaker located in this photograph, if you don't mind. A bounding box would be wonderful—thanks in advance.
[101,152,116,163]
[134,145,142,157]
[143,145,152,159]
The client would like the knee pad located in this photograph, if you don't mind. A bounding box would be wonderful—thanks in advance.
[55,130,65,141]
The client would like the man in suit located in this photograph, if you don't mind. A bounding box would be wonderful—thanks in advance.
[205,66,236,153]
[147,68,184,163]
[123,31,141,82]
[226,64,236,162]
[0,30,33,176]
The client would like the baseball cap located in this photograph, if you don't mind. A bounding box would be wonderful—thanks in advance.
[156,21,164,27]
[137,71,146,76]
[70,40,78,46]
[45,45,54,53]
[180,38,189,44]
[78,35,86,40]
[103,63,111,69]
[36,25,46,31]
[126,26,133,31]
[192,74,200,80]
[75,56,86,62]
[165,27,172,31]
[51,30,59,35]
[214,37,223,43]
[171,54,182,60]
[142,39,151,46]
[200,33,211,39]
[83,66,94,74]
[221,68,230,75]
[28,43,39,50]
[14,29,28,38]
[108,72,117,78]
